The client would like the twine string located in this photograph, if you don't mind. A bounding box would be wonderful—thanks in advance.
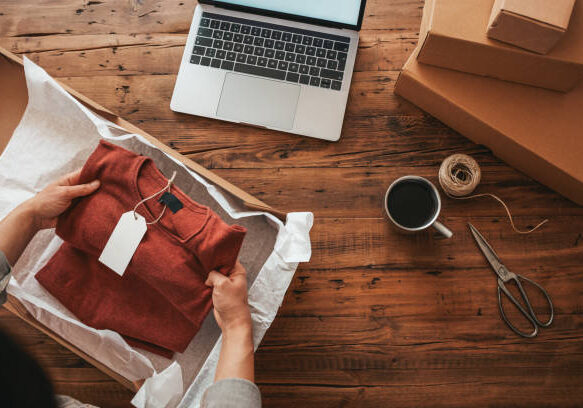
[133,171,177,225]
[438,154,548,234]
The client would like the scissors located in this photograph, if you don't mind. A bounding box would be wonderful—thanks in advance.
[468,223,554,338]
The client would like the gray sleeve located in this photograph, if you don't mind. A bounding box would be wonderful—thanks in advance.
[0,250,11,305]
[55,395,99,408]
[201,378,261,408]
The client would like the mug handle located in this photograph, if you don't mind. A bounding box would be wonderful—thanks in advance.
[433,221,453,239]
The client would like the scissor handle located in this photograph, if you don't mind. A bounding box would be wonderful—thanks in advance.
[497,274,554,338]
[497,281,538,338]
[516,274,554,327]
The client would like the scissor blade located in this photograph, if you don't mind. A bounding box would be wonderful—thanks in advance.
[468,223,505,274]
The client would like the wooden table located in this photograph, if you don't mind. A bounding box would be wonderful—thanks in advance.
[1,1,583,407]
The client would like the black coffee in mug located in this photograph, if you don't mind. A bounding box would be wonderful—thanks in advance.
[386,179,437,229]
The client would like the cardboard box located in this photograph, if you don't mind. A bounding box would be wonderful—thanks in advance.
[395,1,583,206]
[487,0,576,54]
[417,0,583,92]
[0,46,286,391]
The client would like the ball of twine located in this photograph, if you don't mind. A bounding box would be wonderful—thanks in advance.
[438,154,548,234]
[438,154,481,197]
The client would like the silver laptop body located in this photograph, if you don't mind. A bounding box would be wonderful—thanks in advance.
[171,0,366,142]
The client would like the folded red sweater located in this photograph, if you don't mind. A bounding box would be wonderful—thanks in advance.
[36,140,247,357]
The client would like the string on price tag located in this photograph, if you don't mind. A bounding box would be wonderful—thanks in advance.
[99,171,178,276]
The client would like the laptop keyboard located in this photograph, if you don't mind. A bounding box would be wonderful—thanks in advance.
[190,12,351,91]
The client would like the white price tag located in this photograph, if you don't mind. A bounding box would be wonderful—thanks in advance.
[99,211,147,276]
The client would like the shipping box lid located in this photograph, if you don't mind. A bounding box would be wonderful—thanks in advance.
[493,0,575,30]
[487,0,576,54]
[396,0,583,205]
[418,0,583,91]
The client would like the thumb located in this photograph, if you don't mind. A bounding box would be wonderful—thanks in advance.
[205,271,228,288]
[63,180,100,199]
[230,261,247,278]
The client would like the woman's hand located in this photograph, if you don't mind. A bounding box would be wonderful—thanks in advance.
[23,169,100,230]
[205,262,252,332]
[205,261,255,382]
[0,169,100,265]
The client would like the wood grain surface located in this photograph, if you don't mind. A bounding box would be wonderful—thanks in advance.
[1,1,582,407]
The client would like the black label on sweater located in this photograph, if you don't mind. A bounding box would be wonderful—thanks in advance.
[159,192,184,214]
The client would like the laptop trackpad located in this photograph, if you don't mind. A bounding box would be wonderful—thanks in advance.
[217,73,300,129]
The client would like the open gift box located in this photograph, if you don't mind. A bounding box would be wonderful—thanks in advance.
[0,47,313,407]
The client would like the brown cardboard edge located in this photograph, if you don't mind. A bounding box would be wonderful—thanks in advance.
[0,46,287,223]
[394,60,583,206]
[428,2,571,63]
[421,0,583,92]
[488,0,505,28]
[0,54,28,152]
[502,9,567,32]
[488,9,565,54]
[500,0,575,30]
[3,295,142,392]
[416,0,434,57]
[417,30,582,92]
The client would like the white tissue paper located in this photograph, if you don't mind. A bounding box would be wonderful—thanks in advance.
[0,57,313,408]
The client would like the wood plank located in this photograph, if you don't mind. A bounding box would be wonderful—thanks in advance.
[261,314,583,349]
[136,120,490,169]
[0,0,424,36]
[274,264,583,318]
[258,382,583,408]
[0,34,186,77]
[209,167,583,217]
[254,341,583,386]
[0,29,420,75]
[0,0,195,37]
[305,217,583,270]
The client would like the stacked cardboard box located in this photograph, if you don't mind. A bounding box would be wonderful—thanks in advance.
[395,0,583,205]
[487,0,576,54]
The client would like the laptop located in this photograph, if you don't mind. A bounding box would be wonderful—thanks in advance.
[171,0,367,142]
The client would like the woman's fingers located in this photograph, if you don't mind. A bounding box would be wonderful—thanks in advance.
[231,261,247,278]
[62,180,100,199]
[206,270,228,287]
[58,169,83,186]
[52,169,100,199]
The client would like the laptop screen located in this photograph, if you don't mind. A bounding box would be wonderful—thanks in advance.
[202,0,366,30]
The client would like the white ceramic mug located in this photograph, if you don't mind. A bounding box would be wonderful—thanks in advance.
[384,176,453,238]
